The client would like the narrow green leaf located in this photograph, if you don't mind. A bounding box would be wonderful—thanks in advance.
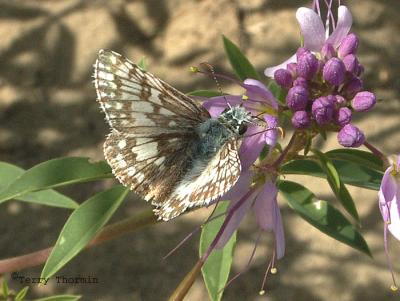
[199,202,236,301]
[15,286,29,301]
[312,150,359,221]
[0,157,112,203]
[222,35,260,81]
[2,280,9,298]
[187,90,227,98]
[326,149,384,171]
[33,295,81,301]
[137,57,148,70]
[281,159,383,190]
[41,185,128,279]
[267,81,286,105]
[278,180,371,256]
[0,162,78,209]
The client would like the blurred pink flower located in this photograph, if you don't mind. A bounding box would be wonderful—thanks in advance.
[264,3,353,77]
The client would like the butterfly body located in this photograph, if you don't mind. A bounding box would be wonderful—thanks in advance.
[94,50,249,220]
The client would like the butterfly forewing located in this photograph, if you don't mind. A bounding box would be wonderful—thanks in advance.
[95,49,242,220]
[95,49,210,134]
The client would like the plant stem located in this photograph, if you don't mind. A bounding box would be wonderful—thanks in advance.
[363,140,390,168]
[0,209,157,274]
[272,131,298,168]
[167,259,204,301]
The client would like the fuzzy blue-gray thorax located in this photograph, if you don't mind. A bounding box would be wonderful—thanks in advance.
[218,106,252,135]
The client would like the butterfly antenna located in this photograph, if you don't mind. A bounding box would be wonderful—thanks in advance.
[200,62,231,108]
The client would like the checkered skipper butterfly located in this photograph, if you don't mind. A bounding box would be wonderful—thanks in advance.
[94,50,252,221]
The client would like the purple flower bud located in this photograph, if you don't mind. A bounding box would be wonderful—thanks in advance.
[351,91,376,112]
[286,86,309,111]
[334,107,352,126]
[291,110,311,129]
[287,63,297,77]
[297,52,318,79]
[296,47,310,60]
[274,69,293,89]
[338,33,359,58]
[344,76,363,98]
[323,58,346,86]
[334,95,347,107]
[342,54,359,73]
[311,96,334,124]
[321,43,336,60]
[337,124,365,147]
[293,77,308,88]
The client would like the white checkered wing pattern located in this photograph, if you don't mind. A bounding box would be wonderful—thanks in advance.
[154,137,241,221]
[94,49,241,220]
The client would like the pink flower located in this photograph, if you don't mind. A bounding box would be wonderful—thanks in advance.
[207,171,285,259]
[379,155,400,289]
[264,4,353,77]
[200,79,284,260]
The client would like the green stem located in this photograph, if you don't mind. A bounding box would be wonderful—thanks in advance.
[272,131,298,168]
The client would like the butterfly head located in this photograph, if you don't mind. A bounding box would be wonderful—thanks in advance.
[219,106,253,135]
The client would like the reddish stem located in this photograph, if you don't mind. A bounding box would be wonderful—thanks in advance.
[0,209,157,274]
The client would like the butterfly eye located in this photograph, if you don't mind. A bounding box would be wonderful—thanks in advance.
[238,124,247,135]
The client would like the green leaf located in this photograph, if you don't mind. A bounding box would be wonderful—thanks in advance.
[187,90,227,98]
[267,81,286,105]
[281,159,383,190]
[0,162,78,209]
[41,185,128,279]
[199,202,236,301]
[15,286,29,301]
[137,57,148,70]
[0,157,112,204]
[278,180,371,256]
[2,280,9,298]
[312,150,359,221]
[326,149,384,171]
[33,295,81,301]
[222,35,260,81]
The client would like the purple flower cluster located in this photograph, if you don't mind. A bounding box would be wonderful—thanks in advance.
[273,35,375,148]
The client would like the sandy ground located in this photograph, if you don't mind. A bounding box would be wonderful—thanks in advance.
[0,0,400,300]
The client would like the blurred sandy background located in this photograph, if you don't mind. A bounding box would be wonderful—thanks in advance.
[0,0,400,300]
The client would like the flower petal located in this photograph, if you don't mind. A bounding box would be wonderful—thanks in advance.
[215,171,255,249]
[239,125,265,171]
[273,201,285,259]
[202,95,242,117]
[388,196,400,241]
[264,115,279,147]
[243,79,279,110]
[264,54,297,78]
[253,181,277,231]
[253,181,285,259]
[326,6,353,48]
[296,7,326,51]
[380,166,397,205]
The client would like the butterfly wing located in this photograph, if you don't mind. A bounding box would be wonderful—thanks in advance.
[95,50,241,220]
[94,49,210,135]
[154,138,242,221]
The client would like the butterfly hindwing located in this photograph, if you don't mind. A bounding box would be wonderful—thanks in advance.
[154,138,242,221]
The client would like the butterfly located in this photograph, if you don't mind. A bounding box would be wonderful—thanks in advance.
[94,49,253,221]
